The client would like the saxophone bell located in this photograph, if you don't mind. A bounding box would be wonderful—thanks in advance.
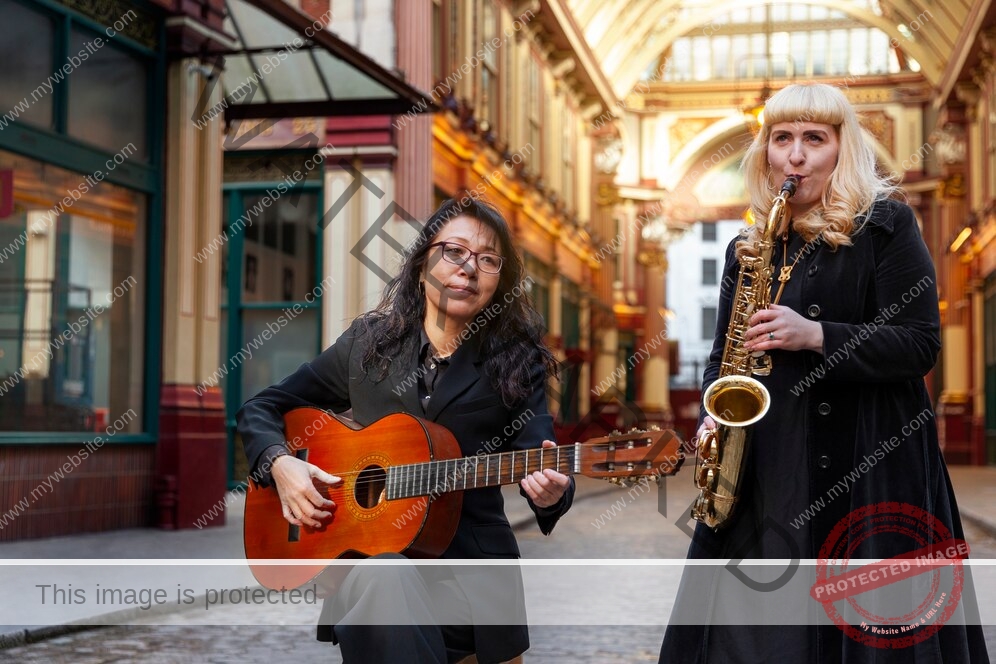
[702,375,771,428]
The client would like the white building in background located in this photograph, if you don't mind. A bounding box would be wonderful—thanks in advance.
[666,219,743,388]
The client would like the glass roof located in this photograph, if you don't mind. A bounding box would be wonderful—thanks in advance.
[566,0,963,96]
[652,4,916,83]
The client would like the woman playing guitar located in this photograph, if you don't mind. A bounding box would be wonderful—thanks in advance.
[237,196,573,664]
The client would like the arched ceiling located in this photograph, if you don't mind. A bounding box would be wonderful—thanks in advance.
[566,0,981,98]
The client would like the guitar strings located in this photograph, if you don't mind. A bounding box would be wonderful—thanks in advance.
[281,437,660,491]
[310,454,578,493]
[318,461,575,489]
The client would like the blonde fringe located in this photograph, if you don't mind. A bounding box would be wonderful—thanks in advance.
[734,83,898,260]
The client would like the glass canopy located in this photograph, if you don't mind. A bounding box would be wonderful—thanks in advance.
[207,0,434,120]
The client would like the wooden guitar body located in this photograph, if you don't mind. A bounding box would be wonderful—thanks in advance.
[244,408,464,589]
[244,407,685,590]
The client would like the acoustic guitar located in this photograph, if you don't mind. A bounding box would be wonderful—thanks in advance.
[244,407,684,590]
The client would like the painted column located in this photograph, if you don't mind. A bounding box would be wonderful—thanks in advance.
[157,57,226,528]
[638,249,671,427]
[395,0,434,221]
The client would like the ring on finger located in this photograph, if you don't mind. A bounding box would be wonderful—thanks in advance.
[768,331,775,341]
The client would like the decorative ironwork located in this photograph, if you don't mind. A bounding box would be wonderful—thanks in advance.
[58,0,160,49]
[224,153,322,183]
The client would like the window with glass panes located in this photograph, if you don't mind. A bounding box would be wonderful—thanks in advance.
[476,0,499,132]
[658,4,907,82]
[526,54,541,166]
[560,277,582,423]
[0,0,162,437]
[702,259,718,285]
[503,15,514,144]
[448,0,460,93]
[523,253,551,327]
[562,105,575,205]
[702,306,718,340]
[432,0,444,85]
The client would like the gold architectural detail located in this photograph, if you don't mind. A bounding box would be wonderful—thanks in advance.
[844,88,895,104]
[623,93,645,111]
[612,303,647,316]
[939,173,966,199]
[595,182,620,206]
[955,83,982,122]
[979,27,996,55]
[971,58,992,91]
[638,249,668,270]
[669,118,722,156]
[858,111,895,157]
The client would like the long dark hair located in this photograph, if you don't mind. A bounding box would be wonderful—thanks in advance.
[360,196,557,408]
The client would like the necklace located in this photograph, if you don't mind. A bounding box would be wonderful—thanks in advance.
[773,232,804,305]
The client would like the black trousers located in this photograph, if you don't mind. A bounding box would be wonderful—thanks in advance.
[317,554,476,664]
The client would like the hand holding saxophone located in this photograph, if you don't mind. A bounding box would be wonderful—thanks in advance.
[742,304,824,353]
[693,415,717,445]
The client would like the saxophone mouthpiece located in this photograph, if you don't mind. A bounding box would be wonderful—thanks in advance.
[781,176,800,197]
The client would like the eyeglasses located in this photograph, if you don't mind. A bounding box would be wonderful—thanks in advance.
[428,242,504,274]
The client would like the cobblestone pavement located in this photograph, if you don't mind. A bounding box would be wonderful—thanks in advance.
[3,477,996,662]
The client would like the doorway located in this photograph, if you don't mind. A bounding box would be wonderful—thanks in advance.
[221,185,323,486]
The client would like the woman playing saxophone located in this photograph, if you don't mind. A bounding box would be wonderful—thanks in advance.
[659,82,988,663]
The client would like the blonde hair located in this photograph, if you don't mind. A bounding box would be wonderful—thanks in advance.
[738,83,897,257]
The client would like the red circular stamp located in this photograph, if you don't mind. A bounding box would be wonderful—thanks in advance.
[810,502,968,649]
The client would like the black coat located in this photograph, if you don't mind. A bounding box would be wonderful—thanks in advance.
[660,199,989,663]
[238,317,574,662]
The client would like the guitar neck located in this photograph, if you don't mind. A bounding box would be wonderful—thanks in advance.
[385,445,579,501]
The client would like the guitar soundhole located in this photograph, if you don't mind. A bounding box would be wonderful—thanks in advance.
[354,465,387,509]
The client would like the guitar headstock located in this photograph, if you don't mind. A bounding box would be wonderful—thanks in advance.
[578,428,685,480]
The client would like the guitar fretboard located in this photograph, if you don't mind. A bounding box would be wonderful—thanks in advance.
[385,444,580,500]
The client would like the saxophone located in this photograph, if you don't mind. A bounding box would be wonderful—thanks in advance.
[691,176,799,530]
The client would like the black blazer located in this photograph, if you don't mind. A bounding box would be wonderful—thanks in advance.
[238,317,575,661]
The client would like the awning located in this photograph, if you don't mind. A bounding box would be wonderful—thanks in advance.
[211,0,436,120]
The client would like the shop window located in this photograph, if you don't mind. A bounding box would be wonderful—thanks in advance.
[0,150,145,433]
[67,27,149,160]
[0,2,56,130]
